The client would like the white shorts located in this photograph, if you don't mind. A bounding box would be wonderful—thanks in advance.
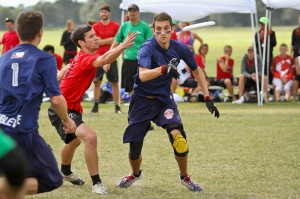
[272,78,293,92]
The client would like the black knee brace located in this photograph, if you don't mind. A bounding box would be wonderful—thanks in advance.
[129,142,143,160]
[166,123,189,157]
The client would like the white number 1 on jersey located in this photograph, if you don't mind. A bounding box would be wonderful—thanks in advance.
[11,63,19,87]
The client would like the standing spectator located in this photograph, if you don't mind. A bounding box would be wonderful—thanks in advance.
[48,24,136,195]
[171,20,179,40]
[233,46,269,104]
[255,17,277,85]
[0,129,27,199]
[0,18,19,54]
[216,45,236,101]
[91,5,122,113]
[291,15,300,58]
[0,11,76,195]
[60,19,77,64]
[272,43,294,102]
[195,43,209,83]
[293,48,300,100]
[116,12,219,192]
[43,45,63,71]
[177,21,203,48]
[111,4,153,94]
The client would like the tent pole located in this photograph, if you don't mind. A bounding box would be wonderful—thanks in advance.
[254,12,262,59]
[261,8,269,106]
[118,10,125,106]
[264,10,272,104]
[251,12,261,106]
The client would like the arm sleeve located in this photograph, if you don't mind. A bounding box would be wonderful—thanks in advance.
[114,25,125,43]
[145,25,154,39]
[291,29,296,46]
[39,56,62,97]
[60,31,66,46]
[270,31,277,48]
[137,44,152,69]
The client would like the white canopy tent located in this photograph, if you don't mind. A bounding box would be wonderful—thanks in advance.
[119,0,263,105]
[259,0,300,104]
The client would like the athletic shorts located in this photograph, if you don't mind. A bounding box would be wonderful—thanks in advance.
[93,60,118,83]
[272,78,293,92]
[123,94,182,143]
[180,77,198,88]
[3,130,63,193]
[245,77,257,91]
[48,107,83,144]
[216,78,234,88]
[295,74,300,83]
[122,59,138,93]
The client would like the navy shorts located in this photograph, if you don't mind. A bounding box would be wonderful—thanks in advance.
[93,60,118,83]
[48,107,83,144]
[123,94,182,143]
[4,131,62,193]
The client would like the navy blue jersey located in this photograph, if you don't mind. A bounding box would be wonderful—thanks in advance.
[0,44,61,133]
[134,38,198,103]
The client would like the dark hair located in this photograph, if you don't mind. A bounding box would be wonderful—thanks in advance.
[198,43,209,54]
[5,18,14,24]
[43,45,55,53]
[224,45,232,51]
[71,24,92,48]
[280,43,288,48]
[16,11,43,42]
[100,4,110,12]
[152,12,172,29]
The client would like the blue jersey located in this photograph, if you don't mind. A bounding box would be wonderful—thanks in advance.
[134,38,198,103]
[0,44,61,133]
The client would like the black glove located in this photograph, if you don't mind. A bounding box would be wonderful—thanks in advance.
[161,64,180,79]
[205,96,220,118]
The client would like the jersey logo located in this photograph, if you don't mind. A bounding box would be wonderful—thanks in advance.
[11,52,25,59]
[164,109,174,120]
[136,31,142,35]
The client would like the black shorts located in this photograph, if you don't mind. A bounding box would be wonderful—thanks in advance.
[93,60,118,83]
[63,52,76,65]
[216,78,234,88]
[180,77,198,88]
[48,107,83,144]
[295,74,300,83]
[122,59,138,93]
[245,77,257,91]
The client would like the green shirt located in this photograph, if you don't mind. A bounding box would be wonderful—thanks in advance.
[0,129,16,158]
[115,20,153,60]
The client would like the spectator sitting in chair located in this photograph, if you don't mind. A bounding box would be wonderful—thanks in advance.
[216,45,236,101]
[272,43,294,102]
[233,46,269,104]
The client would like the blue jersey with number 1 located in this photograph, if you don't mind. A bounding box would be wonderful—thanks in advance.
[0,44,61,133]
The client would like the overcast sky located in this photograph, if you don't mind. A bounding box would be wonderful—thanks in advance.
[0,0,87,7]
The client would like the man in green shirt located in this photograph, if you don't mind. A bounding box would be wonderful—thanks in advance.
[0,129,27,199]
[111,4,153,93]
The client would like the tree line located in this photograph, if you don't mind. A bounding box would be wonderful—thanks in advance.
[0,0,299,30]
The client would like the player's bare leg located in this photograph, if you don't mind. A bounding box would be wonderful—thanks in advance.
[92,80,101,113]
[75,123,107,194]
[60,139,84,185]
[111,82,122,113]
[224,78,236,100]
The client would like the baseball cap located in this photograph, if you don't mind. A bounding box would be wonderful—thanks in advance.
[128,4,139,11]
[172,20,179,25]
[259,17,269,24]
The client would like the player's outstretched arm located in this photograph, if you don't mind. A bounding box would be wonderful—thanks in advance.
[139,67,162,82]
[92,32,136,67]
[192,67,220,118]
[50,95,77,133]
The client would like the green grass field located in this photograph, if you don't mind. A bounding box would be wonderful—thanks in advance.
[24,102,300,199]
